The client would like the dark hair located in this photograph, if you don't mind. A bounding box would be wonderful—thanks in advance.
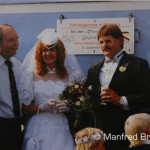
[97,24,124,49]
[0,24,13,43]
[35,38,67,78]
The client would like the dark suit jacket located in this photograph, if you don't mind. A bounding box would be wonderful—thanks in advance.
[128,144,150,150]
[85,52,150,149]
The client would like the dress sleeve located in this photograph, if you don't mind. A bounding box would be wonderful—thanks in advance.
[19,70,34,105]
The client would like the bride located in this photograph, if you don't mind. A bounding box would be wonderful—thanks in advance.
[19,29,85,150]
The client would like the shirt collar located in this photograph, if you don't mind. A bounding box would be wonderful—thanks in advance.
[0,55,13,68]
[0,55,6,68]
[114,50,124,59]
[105,50,124,63]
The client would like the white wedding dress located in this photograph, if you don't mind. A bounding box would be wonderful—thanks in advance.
[19,71,76,150]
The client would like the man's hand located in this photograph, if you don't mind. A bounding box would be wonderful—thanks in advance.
[100,88,121,105]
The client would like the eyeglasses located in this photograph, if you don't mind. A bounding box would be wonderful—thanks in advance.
[99,39,114,46]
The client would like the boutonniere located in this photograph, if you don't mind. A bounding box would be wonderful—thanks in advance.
[119,66,126,72]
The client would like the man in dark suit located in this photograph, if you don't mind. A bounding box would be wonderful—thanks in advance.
[86,24,150,150]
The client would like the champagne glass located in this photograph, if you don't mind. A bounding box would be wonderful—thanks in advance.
[52,99,60,114]
[100,86,108,105]
[51,92,59,114]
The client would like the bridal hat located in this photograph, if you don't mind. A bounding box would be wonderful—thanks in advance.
[41,32,58,46]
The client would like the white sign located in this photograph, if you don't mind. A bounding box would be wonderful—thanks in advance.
[57,18,134,54]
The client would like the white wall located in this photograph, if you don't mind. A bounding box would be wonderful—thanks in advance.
[0,1,150,13]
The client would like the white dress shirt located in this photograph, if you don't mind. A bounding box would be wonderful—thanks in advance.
[99,50,129,109]
[0,55,22,118]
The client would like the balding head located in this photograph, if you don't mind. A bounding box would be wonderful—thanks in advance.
[0,24,19,60]
[0,24,13,43]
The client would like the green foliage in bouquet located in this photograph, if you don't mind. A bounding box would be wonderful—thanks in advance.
[59,82,93,128]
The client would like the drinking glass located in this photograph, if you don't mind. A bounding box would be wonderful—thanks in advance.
[51,99,60,114]
[100,86,108,105]
[51,92,60,114]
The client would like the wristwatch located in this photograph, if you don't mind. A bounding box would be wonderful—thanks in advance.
[119,97,124,105]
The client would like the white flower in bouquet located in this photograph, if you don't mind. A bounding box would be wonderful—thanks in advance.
[88,85,93,90]
[64,100,68,103]
[80,96,85,102]
[69,83,73,86]
[74,84,79,89]
[69,90,72,93]
[76,101,81,106]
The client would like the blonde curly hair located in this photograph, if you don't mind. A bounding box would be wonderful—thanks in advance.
[75,127,105,150]
[125,113,150,147]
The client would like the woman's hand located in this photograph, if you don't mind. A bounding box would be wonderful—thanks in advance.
[56,101,69,113]
[40,99,56,112]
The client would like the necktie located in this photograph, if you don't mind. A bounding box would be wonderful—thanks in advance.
[5,60,20,119]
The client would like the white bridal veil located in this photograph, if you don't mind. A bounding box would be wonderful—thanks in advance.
[22,28,85,82]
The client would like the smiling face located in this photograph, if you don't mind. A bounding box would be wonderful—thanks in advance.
[97,24,124,59]
[0,26,19,60]
[42,46,57,69]
[99,35,123,59]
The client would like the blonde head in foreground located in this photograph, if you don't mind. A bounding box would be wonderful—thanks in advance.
[125,113,150,147]
[75,127,105,150]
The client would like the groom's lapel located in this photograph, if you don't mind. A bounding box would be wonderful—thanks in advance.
[109,52,130,88]
[94,60,104,87]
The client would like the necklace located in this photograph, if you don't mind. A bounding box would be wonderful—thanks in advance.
[47,67,56,74]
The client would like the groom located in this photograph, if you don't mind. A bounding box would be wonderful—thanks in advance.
[86,24,150,150]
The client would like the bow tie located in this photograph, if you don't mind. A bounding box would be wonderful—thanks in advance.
[104,51,124,64]
[104,58,117,64]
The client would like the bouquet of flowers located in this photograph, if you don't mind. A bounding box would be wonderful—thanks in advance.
[59,82,93,128]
